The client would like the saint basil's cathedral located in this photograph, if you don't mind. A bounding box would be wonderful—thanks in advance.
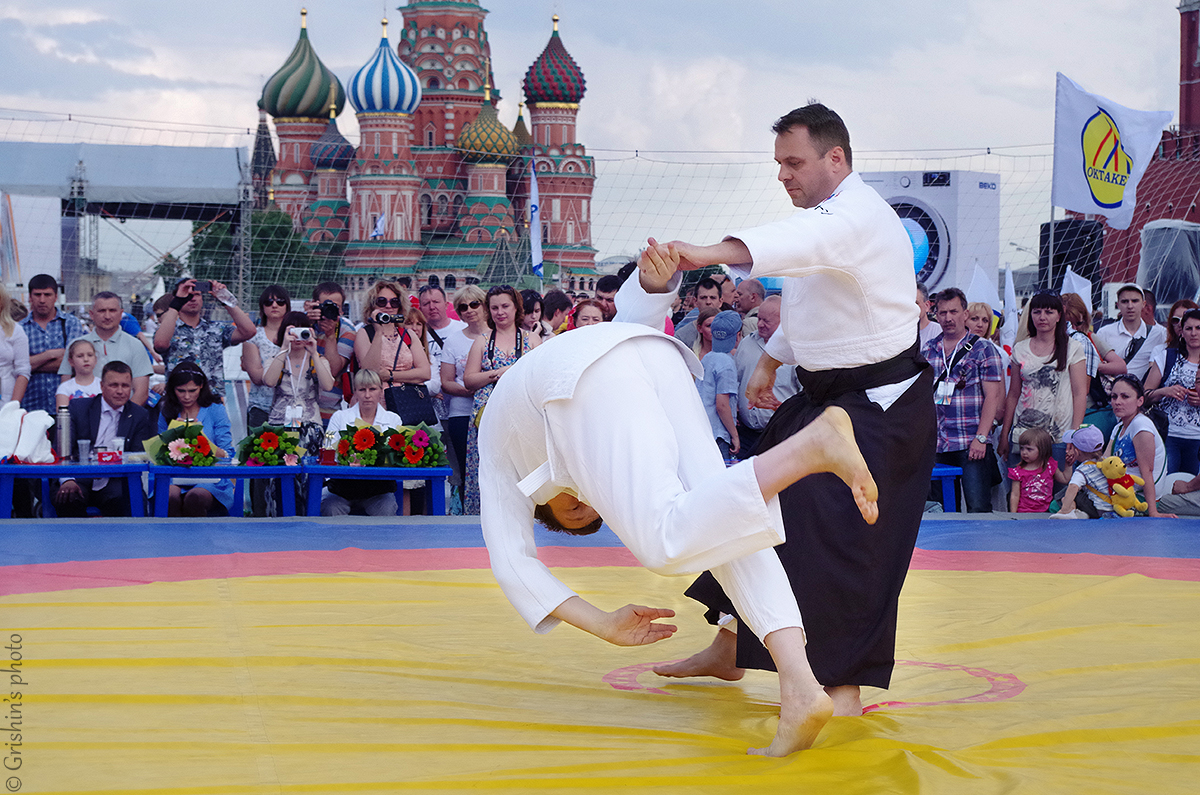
[252,1,599,301]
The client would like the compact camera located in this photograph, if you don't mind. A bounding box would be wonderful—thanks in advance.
[320,300,341,321]
[373,312,401,325]
[291,328,313,341]
[194,280,212,293]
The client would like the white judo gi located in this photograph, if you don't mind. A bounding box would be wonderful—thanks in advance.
[479,274,802,641]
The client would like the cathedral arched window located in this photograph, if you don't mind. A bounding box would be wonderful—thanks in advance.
[459,78,470,90]
[428,77,440,90]
[452,195,464,219]
[542,224,549,243]
[425,127,436,147]
[437,195,449,217]
[444,274,457,289]
[420,195,432,226]
[428,274,440,288]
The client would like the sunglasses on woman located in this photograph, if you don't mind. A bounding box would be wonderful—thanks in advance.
[262,298,288,307]
[374,296,403,308]
[456,300,482,312]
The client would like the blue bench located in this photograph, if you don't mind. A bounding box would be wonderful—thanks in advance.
[930,463,964,512]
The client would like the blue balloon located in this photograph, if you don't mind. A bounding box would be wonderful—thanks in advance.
[900,217,929,274]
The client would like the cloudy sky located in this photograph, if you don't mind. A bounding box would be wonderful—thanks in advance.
[0,0,1186,276]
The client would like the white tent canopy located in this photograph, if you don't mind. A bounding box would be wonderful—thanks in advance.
[0,142,247,205]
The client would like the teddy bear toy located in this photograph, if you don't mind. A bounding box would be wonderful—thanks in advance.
[1084,456,1147,517]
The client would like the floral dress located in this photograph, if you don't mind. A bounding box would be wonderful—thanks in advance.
[463,330,531,514]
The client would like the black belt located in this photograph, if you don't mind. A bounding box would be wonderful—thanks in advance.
[795,338,929,405]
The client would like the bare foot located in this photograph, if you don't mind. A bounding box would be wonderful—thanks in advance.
[748,685,833,757]
[791,406,879,524]
[653,628,744,681]
[825,684,862,717]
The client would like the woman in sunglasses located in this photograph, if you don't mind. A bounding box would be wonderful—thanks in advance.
[354,280,432,401]
[241,285,292,433]
[439,286,489,497]
[462,285,542,513]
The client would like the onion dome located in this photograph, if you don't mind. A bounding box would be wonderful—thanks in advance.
[311,110,354,171]
[260,9,346,119]
[522,15,586,105]
[457,85,517,164]
[512,104,532,147]
[348,19,421,115]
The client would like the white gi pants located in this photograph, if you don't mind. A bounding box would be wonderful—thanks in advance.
[544,337,803,642]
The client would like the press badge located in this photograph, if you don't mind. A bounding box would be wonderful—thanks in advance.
[935,379,955,405]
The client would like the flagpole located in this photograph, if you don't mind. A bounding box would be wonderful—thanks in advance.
[1047,205,1056,291]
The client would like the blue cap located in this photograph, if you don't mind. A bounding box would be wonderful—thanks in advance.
[710,310,742,353]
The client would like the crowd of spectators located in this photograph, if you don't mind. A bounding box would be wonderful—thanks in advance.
[8,268,1198,521]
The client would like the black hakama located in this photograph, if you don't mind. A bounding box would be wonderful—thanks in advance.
[685,342,936,688]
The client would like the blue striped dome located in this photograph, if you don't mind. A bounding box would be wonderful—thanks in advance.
[349,23,421,115]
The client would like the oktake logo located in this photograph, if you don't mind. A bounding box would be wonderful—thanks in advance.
[1081,107,1131,209]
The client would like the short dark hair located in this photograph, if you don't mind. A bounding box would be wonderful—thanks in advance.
[616,261,637,285]
[772,102,853,168]
[696,277,720,295]
[417,284,446,299]
[28,274,58,293]
[936,287,968,311]
[92,291,122,307]
[533,502,604,536]
[542,289,572,319]
[101,360,132,380]
[312,282,344,301]
[595,274,622,294]
[916,282,930,303]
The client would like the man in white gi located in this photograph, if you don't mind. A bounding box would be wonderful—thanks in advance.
[479,240,879,756]
[654,104,937,718]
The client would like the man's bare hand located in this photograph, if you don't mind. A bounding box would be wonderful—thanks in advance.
[600,604,678,646]
[669,240,713,271]
[53,480,82,504]
[637,237,680,293]
[746,354,783,411]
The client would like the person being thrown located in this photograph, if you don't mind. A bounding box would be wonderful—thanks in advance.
[478,239,879,756]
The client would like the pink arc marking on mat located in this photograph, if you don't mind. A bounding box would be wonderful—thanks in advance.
[603,658,1026,711]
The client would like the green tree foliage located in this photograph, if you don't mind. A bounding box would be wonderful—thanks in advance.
[186,209,344,304]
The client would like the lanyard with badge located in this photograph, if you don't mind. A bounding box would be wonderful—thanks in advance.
[933,335,976,405]
[285,352,309,426]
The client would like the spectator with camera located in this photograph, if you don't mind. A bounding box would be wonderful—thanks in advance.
[305,282,356,423]
[263,311,335,453]
[153,278,256,397]
[354,280,432,424]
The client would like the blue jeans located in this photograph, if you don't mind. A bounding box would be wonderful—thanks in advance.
[1165,435,1200,476]
[936,446,999,512]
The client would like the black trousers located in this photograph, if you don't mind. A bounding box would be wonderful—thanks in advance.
[685,367,937,688]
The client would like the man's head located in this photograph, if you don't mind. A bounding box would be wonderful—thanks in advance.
[594,274,622,321]
[695,278,721,310]
[28,274,59,320]
[1142,287,1157,326]
[916,283,932,324]
[715,276,736,307]
[772,103,853,209]
[91,292,124,335]
[313,280,345,313]
[934,288,968,339]
[542,289,572,330]
[100,361,133,409]
[534,492,603,535]
[1116,284,1145,325]
[756,295,783,342]
[418,285,449,327]
[733,279,765,314]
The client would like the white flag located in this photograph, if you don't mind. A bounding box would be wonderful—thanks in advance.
[1062,267,1094,316]
[1001,262,1018,350]
[1052,72,1172,230]
[529,161,544,280]
[370,214,386,239]
[965,260,999,308]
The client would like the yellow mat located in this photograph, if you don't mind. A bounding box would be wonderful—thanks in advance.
[2,566,1198,794]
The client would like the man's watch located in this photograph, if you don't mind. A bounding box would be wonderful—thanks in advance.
[974,434,989,444]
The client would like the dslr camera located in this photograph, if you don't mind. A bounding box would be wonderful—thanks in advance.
[319,300,341,321]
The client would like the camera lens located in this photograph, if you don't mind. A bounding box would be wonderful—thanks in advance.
[297,328,312,340]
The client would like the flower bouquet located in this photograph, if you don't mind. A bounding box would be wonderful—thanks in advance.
[335,422,448,468]
[238,424,303,467]
[150,421,219,467]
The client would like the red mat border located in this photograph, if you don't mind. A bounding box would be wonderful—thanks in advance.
[1,545,1198,597]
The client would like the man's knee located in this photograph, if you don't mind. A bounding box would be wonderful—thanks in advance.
[321,495,351,516]
[364,493,398,516]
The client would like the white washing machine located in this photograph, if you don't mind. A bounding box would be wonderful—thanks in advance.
[860,171,1001,294]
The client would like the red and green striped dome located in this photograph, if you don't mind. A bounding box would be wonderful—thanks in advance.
[522,17,585,105]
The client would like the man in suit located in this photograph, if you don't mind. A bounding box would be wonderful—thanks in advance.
[52,361,153,517]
